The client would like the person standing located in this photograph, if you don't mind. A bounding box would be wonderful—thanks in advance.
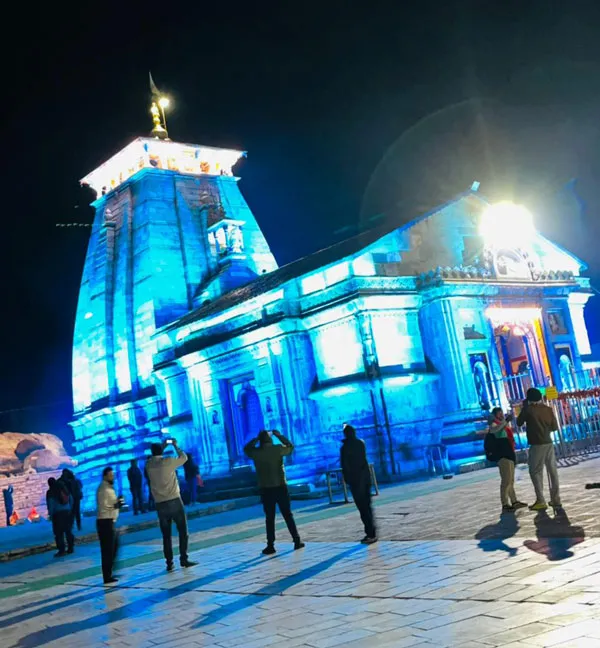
[127,459,144,515]
[61,469,83,531]
[96,466,123,585]
[244,430,305,555]
[487,408,527,513]
[3,485,14,527]
[340,424,377,544]
[183,453,199,507]
[517,387,562,511]
[46,477,75,557]
[146,441,197,571]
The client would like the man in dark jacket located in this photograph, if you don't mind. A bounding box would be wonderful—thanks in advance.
[183,454,199,507]
[61,469,83,531]
[341,424,377,544]
[517,387,561,511]
[3,485,14,527]
[244,430,304,555]
[46,477,75,557]
[127,459,144,515]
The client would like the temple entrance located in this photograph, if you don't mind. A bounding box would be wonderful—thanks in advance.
[486,308,552,403]
[226,379,265,465]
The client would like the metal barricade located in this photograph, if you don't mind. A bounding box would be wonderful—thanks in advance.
[424,444,453,479]
[552,389,600,460]
[326,464,379,505]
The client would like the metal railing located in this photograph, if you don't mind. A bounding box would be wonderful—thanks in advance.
[511,388,600,461]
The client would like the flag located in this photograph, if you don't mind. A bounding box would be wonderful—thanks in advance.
[149,71,162,98]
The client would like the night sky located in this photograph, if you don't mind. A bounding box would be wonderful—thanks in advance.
[3,2,600,442]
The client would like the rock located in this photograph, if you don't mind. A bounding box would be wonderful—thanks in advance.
[15,439,44,461]
[0,432,76,476]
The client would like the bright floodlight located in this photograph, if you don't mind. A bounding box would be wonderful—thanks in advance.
[479,201,535,247]
[158,97,170,109]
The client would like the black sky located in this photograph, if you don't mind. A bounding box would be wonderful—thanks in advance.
[3,1,600,440]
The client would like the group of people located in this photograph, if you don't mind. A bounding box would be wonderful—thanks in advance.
[242,424,377,555]
[485,387,562,513]
[93,425,377,584]
[125,453,200,516]
[96,440,199,584]
[45,469,83,557]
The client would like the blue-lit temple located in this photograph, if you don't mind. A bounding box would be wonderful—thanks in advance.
[71,130,595,505]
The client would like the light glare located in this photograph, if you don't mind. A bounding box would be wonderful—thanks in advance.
[479,201,535,247]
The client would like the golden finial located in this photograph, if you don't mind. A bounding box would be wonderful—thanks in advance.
[149,72,170,140]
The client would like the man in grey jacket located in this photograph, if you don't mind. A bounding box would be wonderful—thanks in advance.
[146,440,197,571]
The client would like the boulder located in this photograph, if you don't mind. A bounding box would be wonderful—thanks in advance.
[0,432,76,476]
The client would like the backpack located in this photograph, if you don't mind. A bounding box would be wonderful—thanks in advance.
[57,482,70,506]
[484,432,499,462]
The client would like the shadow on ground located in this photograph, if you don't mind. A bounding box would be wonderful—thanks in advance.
[524,508,585,561]
[475,512,519,556]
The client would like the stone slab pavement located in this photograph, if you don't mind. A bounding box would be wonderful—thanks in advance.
[1,456,600,647]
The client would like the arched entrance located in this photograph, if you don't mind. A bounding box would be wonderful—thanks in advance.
[227,379,265,465]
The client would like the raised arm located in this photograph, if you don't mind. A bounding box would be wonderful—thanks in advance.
[272,430,294,456]
[244,437,259,458]
[516,403,527,427]
[489,418,507,435]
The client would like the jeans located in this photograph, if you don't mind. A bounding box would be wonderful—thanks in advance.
[130,487,144,514]
[96,519,119,582]
[187,477,198,506]
[156,498,189,565]
[498,458,517,506]
[260,486,300,546]
[52,511,74,553]
[348,479,376,538]
[528,443,561,505]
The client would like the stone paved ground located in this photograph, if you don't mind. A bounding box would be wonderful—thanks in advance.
[2,457,600,648]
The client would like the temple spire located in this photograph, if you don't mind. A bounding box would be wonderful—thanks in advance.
[149,72,170,140]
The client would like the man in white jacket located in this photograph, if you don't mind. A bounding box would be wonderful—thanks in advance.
[96,466,123,585]
[146,440,197,571]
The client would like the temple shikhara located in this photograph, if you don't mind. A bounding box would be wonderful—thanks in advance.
[70,102,596,506]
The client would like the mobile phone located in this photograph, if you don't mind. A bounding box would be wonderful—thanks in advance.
[165,439,174,445]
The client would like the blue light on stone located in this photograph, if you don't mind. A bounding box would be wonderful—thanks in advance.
[71,141,595,510]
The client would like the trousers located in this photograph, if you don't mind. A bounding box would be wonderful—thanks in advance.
[130,486,144,514]
[348,480,376,538]
[96,519,119,582]
[52,511,74,553]
[186,477,197,506]
[156,498,189,565]
[497,458,517,506]
[528,443,561,505]
[260,486,300,545]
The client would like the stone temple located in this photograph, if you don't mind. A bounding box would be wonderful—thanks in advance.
[71,134,595,506]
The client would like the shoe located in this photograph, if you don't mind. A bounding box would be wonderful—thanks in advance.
[54,551,66,558]
[103,577,118,585]
[180,560,198,568]
[294,541,305,550]
[502,505,516,513]
[361,537,378,545]
[549,501,563,509]
[166,563,174,572]
[529,502,548,511]
[67,548,74,554]
[262,545,276,555]
[513,502,528,510]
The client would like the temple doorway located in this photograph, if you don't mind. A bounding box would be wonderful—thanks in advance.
[227,379,265,465]
[486,308,552,403]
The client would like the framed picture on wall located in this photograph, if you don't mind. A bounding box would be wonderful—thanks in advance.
[548,311,567,335]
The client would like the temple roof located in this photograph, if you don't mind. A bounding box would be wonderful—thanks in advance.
[176,224,392,327]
